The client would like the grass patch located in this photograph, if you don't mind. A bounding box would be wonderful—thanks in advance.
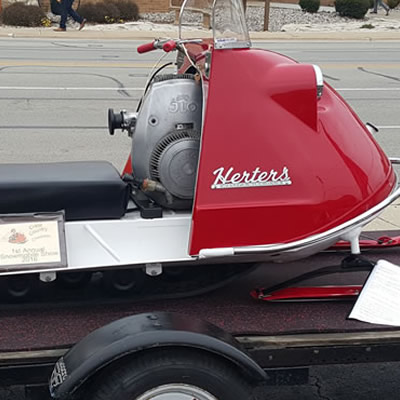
[360,23,375,29]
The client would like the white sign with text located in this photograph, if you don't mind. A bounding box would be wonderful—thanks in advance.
[349,259,400,326]
[0,220,62,267]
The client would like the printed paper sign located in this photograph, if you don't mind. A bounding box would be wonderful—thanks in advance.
[349,259,400,326]
[0,220,62,267]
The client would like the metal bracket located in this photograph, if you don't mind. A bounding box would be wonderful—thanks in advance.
[146,263,163,276]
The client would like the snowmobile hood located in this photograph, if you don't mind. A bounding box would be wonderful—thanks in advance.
[189,48,395,255]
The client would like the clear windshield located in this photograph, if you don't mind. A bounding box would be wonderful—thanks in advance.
[177,0,251,49]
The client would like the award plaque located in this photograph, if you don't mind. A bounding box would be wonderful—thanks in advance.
[0,212,67,271]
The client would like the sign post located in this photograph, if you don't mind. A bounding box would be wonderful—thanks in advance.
[264,0,270,31]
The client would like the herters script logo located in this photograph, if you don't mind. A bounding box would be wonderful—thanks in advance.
[211,166,292,189]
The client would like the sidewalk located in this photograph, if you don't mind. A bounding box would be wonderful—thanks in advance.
[367,199,400,232]
[1,3,400,40]
[1,23,400,41]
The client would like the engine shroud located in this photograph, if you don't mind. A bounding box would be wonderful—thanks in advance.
[132,74,203,209]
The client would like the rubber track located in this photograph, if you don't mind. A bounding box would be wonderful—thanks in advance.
[0,264,257,310]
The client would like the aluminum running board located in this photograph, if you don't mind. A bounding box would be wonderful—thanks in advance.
[0,211,194,276]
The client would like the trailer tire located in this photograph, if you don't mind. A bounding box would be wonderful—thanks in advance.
[88,348,254,400]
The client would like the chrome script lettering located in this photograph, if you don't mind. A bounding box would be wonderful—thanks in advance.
[211,166,292,189]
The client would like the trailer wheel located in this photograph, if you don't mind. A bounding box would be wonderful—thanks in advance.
[89,349,254,400]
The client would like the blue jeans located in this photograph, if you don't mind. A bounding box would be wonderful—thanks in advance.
[60,0,83,29]
[373,0,389,12]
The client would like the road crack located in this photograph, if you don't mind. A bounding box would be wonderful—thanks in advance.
[309,373,332,400]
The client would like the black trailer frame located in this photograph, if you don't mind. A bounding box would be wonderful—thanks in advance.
[3,315,400,400]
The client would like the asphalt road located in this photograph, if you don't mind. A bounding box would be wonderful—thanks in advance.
[2,361,400,399]
[0,38,400,399]
[0,39,399,168]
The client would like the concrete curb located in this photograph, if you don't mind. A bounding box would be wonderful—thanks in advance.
[2,26,400,40]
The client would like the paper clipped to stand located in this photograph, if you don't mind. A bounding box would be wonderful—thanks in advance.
[349,259,400,326]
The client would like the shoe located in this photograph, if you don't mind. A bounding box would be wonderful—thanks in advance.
[79,18,86,31]
[53,27,66,31]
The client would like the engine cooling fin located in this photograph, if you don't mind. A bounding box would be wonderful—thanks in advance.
[149,129,201,200]
[153,73,196,83]
[150,129,200,180]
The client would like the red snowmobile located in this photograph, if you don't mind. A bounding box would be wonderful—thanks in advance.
[0,0,399,300]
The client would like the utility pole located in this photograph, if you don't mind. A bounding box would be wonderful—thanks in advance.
[264,0,270,31]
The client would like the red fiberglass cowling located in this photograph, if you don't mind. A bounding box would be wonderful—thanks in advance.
[189,48,396,256]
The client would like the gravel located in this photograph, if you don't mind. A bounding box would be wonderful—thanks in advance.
[139,5,353,33]
[249,6,352,31]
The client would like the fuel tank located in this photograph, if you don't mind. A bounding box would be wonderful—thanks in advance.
[189,48,396,255]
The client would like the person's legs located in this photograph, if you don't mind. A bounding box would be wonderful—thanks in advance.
[58,0,68,29]
[381,0,390,14]
[376,0,390,13]
[65,0,83,24]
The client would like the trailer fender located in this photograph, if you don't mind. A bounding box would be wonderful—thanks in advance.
[49,312,267,399]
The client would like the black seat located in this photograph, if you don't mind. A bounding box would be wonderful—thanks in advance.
[0,161,129,221]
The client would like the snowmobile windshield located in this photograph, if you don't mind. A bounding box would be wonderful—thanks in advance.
[178,0,251,49]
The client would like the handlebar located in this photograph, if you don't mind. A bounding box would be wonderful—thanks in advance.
[137,39,179,54]
[137,41,157,54]
[162,40,177,53]
[137,39,203,55]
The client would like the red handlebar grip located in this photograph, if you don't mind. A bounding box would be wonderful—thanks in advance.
[137,41,156,54]
[163,40,177,53]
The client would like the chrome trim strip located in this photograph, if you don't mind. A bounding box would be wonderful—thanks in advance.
[200,162,400,258]
[313,64,324,99]
[389,157,400,165]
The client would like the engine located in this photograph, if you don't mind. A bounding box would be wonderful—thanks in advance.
[110,74,203,210]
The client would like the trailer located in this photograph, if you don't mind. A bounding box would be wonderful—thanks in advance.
[1,239,400,400]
